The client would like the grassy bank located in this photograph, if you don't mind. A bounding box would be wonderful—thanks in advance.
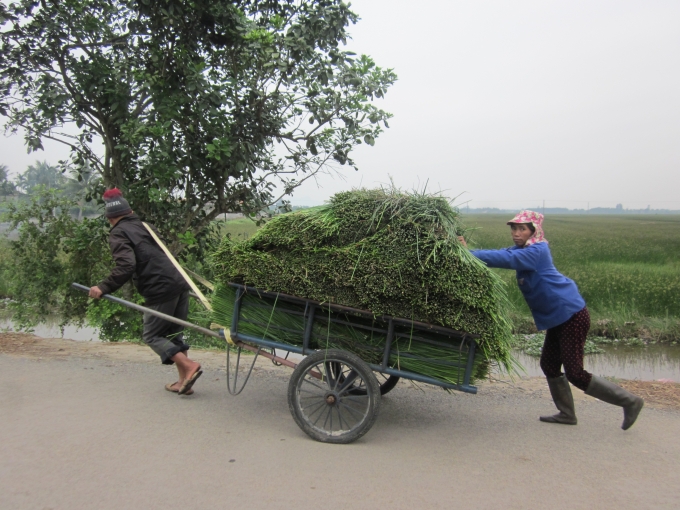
[0,238,12,298]
[464,214,680,341]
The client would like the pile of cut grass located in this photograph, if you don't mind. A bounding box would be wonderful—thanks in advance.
[211,188,518,382]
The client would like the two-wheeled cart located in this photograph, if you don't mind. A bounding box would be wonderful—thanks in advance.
[73,282,479,444]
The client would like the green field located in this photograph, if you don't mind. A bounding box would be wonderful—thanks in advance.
[218,217,260,241]
[218,213,680,341]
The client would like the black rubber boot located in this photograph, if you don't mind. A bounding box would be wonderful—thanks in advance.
[540,375,578,425]
[585,375,644,430]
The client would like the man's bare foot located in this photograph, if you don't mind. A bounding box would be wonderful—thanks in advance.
[184,362,201,381]
[178,365,202,395]
[170,352,200,379]
[170,353,202,395]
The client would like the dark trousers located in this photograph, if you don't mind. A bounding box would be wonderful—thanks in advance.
[142,291,190,365]
[540,307,593,391]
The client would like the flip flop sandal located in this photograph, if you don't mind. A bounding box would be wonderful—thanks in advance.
[178,369,202,395]
[165,382,194,395]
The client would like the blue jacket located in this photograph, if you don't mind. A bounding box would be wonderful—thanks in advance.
[471,242,585,330]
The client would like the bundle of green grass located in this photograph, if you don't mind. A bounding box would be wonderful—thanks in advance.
[211,188,517,383]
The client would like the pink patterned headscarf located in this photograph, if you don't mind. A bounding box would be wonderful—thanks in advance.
[507,210,547,246]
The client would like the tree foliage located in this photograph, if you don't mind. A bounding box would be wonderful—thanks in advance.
[21,158,96,192]
[2,189,215,342]
[0,163,14,196]
[0,0,396,251]
[13,160,66,194]
[2,189,113,328]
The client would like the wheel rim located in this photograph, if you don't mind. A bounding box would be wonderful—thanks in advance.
[294,358,373,437]
[329,362,399,396]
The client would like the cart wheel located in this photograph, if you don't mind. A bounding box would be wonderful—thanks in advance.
[328,364,400,396]
[353,373,400,396]
[288,349,381,444]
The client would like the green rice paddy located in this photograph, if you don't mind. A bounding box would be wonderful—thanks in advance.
[218,218,259,241]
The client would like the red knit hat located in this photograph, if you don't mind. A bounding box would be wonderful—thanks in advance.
[103,188,132,218]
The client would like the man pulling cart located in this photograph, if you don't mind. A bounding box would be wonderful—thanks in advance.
[88,188,202,396]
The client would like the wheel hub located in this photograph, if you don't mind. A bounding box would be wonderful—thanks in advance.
[325,393,337,405]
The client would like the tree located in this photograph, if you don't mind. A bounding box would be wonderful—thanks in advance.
[62,163,101,219]
[0,163,14,197]
[13,160,67,194]
[9,159,102,218]
[2,188,143,339]
[0,0,396,252]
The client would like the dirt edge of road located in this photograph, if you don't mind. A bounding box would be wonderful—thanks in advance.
[2,332,679,410]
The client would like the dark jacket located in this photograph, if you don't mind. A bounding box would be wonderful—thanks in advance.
[98,214,190,305]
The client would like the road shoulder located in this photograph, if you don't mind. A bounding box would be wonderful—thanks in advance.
[2,331,679,410]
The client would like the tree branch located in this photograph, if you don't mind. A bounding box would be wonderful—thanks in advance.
[63,34,131,52]
[24,128,104,174]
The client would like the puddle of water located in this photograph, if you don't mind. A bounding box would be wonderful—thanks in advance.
[1,320,99,342]
[514,344,680,382]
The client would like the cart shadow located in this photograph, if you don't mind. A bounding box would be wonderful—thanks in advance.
[371,386,475,433]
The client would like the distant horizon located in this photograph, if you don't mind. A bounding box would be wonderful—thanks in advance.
[289,202,680,214]
[459,206,680,214]
[2,185,678,215]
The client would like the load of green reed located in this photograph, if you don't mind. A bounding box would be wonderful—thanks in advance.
[211,188,518,383]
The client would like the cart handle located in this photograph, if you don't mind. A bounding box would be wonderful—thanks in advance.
[71,283,221,339]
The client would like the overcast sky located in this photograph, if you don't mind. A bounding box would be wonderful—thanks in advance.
[2,0,679,210]
[295,0,680,210]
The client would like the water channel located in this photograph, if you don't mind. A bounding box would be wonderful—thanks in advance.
[2,319,679,382]
[514,345,680,382]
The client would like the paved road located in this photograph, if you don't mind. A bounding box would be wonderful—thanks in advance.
[1,354,678,510]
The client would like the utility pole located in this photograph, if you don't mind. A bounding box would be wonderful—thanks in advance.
[542,199,545,215]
